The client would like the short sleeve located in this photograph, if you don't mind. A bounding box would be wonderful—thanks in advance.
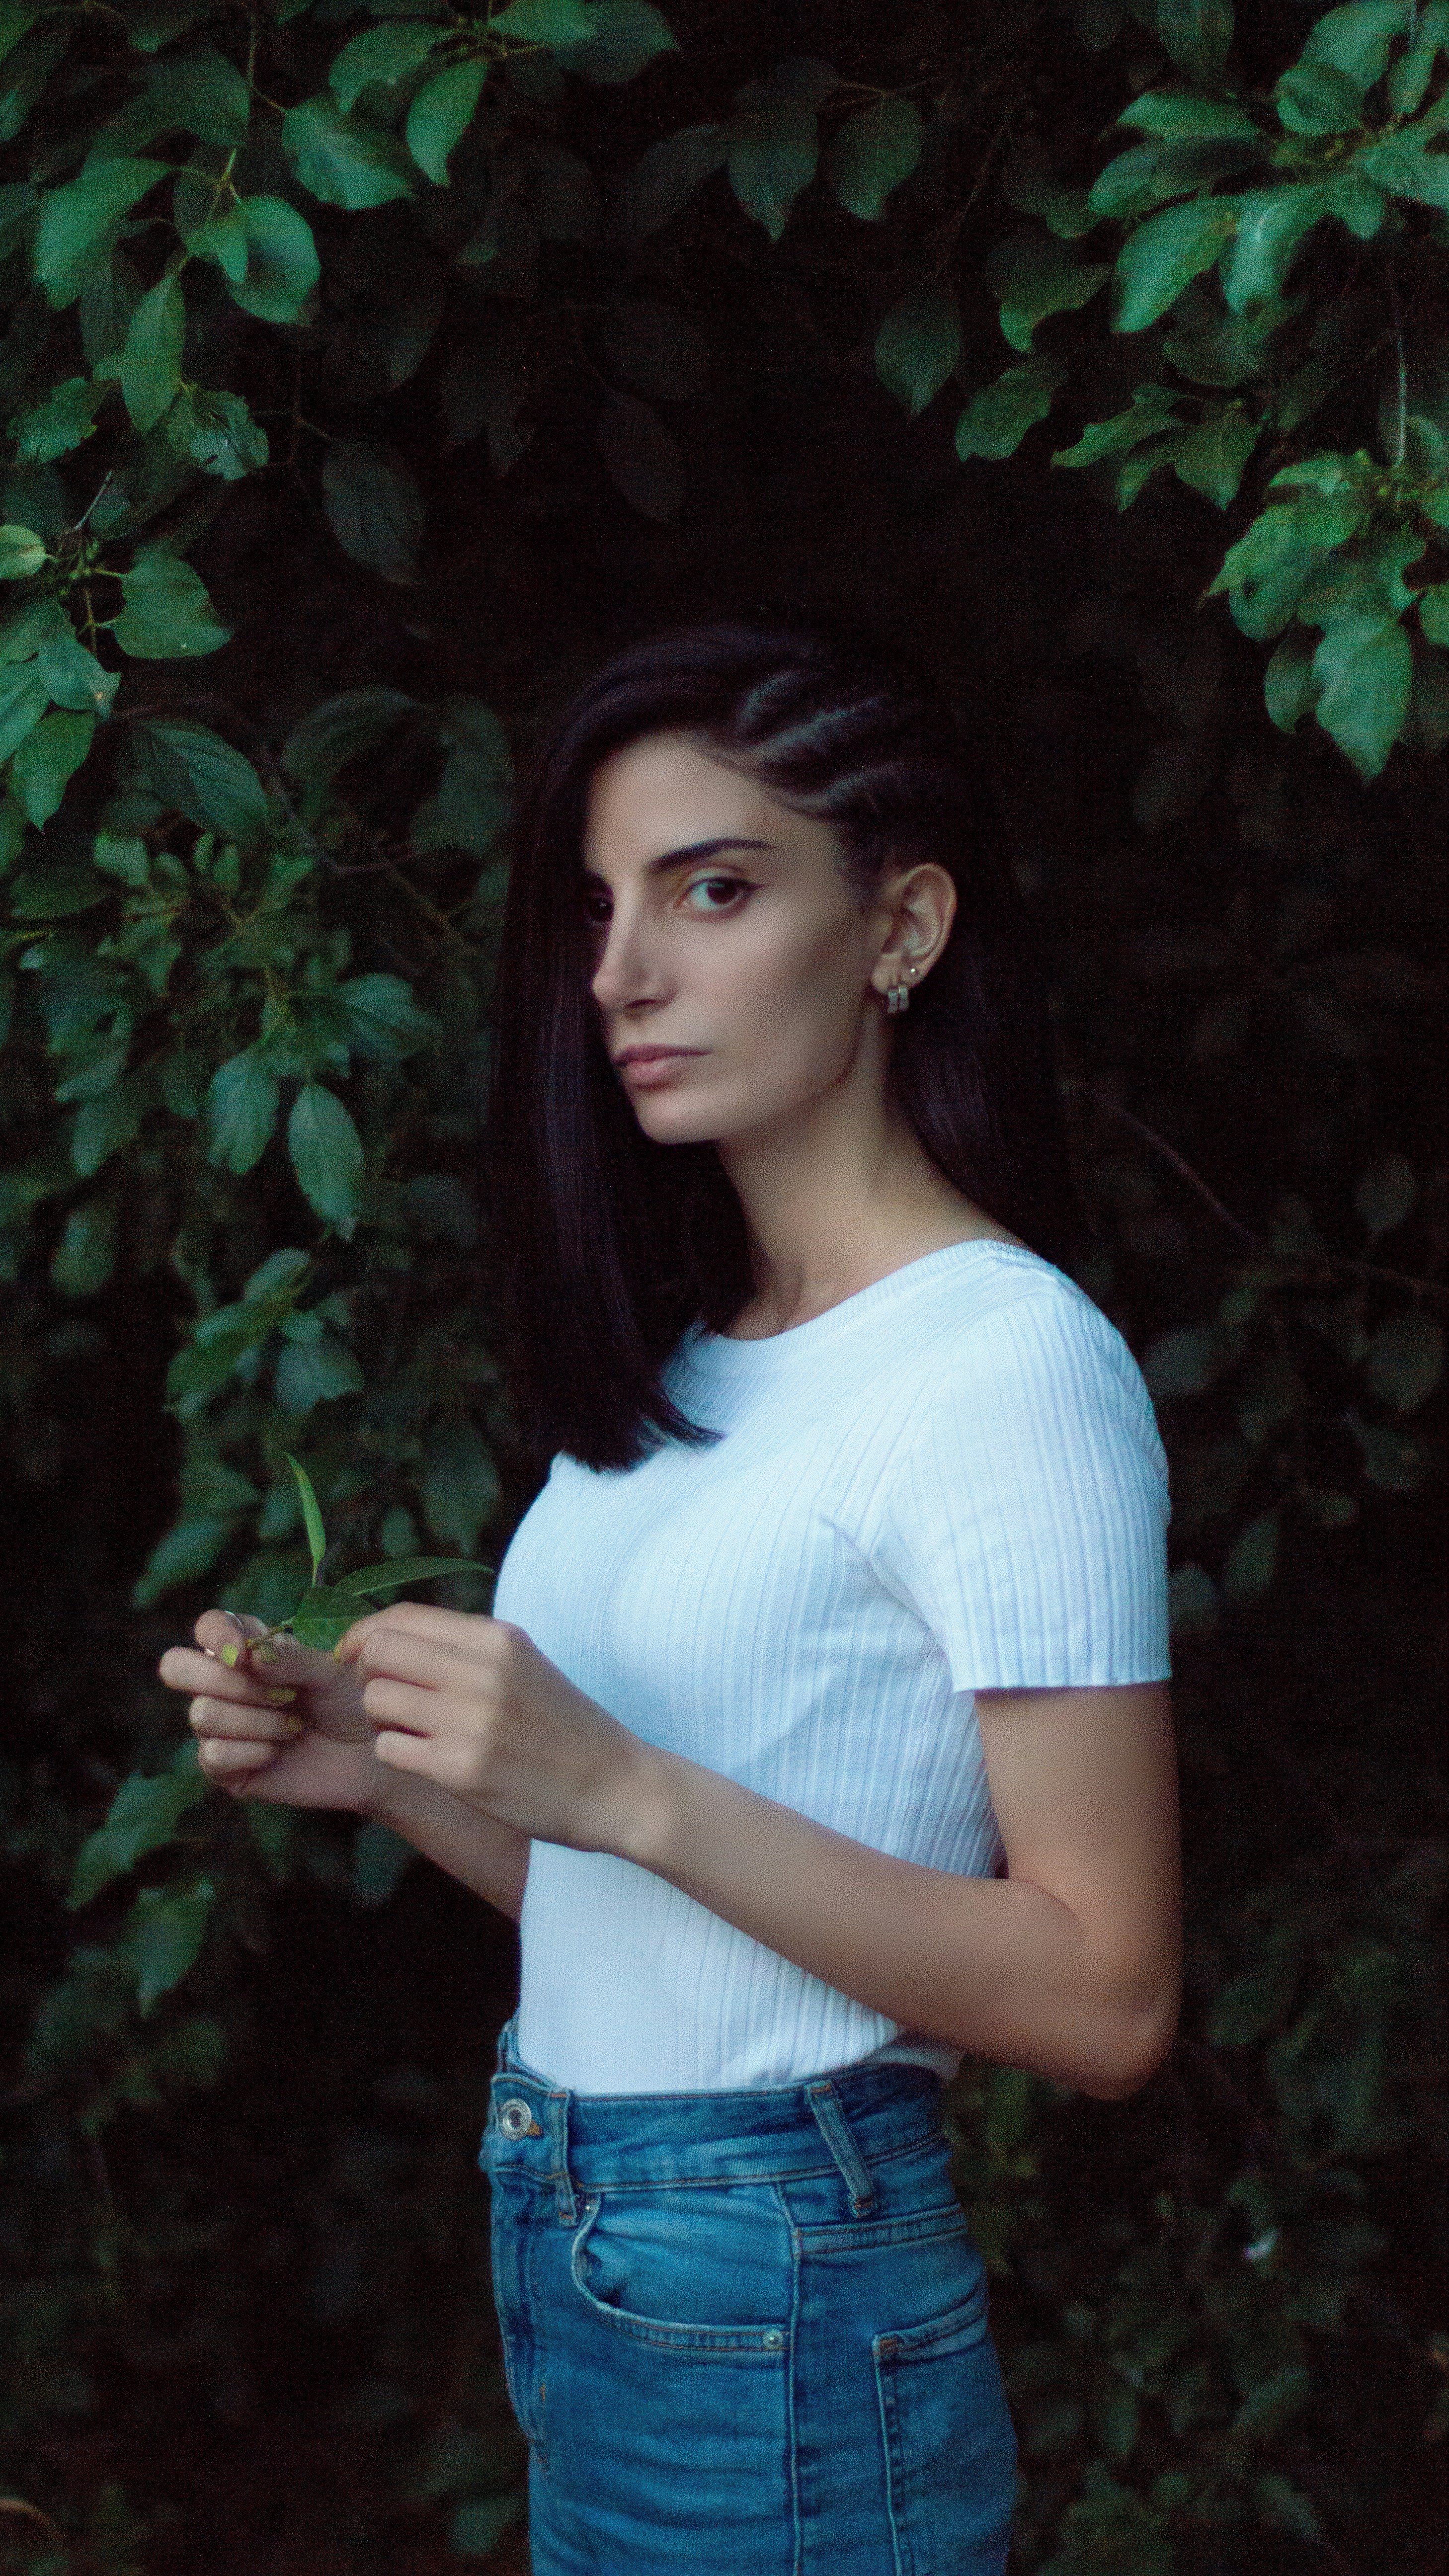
[866,1284,1171,1692]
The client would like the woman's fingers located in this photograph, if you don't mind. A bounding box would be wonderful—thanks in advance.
[347,1625,481,1692]
[359,1674,439,1732]
[335,1602,493,1667]
[161,1646,299,1710]
[188,1691,305,1744]
[196,1733,282,1778]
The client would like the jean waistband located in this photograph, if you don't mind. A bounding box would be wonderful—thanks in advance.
[481,2012,945,2223]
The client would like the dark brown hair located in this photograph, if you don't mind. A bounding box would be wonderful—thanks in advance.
[485,620,1076,1468]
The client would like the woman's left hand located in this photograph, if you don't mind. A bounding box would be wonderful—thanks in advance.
[335,1602,656,1854]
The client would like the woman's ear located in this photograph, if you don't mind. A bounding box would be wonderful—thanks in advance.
[869,862,957,1001]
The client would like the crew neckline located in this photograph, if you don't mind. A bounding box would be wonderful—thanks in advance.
[685,1239,1058,1368]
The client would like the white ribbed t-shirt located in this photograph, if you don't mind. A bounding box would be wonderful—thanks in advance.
[493,1242,1171,2096]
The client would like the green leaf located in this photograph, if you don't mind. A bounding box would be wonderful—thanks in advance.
[68,1746,208,1907]
[1053,384,1180,470]
[10,709,93,825]
[34,159,166,307]
[596,389,685,519]
[1366,1309,1442,1413]
[166,386,268,482]
[221,196,320,323]
[1275,58,1365,136]
[1142,1324,1230,1399]
[331,1553,484,1599]
[1263,627,1319,731]
[336,972,438,1063]
[1113,196,1238,333]
[281,94,415,211]
[1356,136,1449,213]
[51,1196,118,1297]
[351,1818,413,1906]
[875,281,961,415]
[1118,88,1259,142]
[119,271,184,434]
[113,549,232,659]
[618,123,729,240]
[1221,183,1336,312]
[1346,1408,1426,1490]
[422,1417,500,1551]
[7,859,105,916]
[983,231,1110,353]
[279,1586,356,1651]
[1311,615,1412,776]
[0,659,48,761]
[490,0,596,39]
[1167,1562,1219,1636]
[1223,1510,1279,1603]
[553,0,677,81]
[322,440,425,583]
[411,696,513,853]
[288,1083,365,1238]
[127,719,268,843]
[16,374,102,463]
[330,21,446,113]
[37,620,117,716]
[1172,401,1259,506]
[0,523,47,579]
[1356,1151,1415,1235]
[205,1050,280,1176]
[405,59,487,185]
[1155,0,1233,83]
[827,97,923,221]
[122,1876,215,2014]
[282,687,416,785]
[956,355,1067,461]
[1301,2,1405,90]
[286,1452,328,1581]
[727,101,819,241]
[275,1332,365,1414]
[1210,491,1369,640]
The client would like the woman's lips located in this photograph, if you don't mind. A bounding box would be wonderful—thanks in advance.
[616,1048,705,1088]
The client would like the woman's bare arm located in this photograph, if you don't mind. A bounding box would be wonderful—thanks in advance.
[613,1680,1180,2099]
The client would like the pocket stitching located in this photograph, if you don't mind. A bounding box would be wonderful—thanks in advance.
[568,2193,791,2356]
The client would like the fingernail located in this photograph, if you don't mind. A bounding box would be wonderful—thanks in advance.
[281,1712,307,1736]
[219,1643,241,1669]
[251,1641,282,1667]
[263,1686,297,1707]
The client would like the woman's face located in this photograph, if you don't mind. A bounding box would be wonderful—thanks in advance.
[582,732,907,1150]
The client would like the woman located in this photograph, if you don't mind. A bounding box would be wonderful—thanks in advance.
[161,622,1180,2575]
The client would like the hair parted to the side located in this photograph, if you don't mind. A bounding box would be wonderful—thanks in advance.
[484,619,1078,1471]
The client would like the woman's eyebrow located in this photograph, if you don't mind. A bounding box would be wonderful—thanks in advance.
[581,836,773,886]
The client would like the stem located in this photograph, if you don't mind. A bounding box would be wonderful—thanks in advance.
[1072,1086,1449,1298]
[1390,261,1408,471]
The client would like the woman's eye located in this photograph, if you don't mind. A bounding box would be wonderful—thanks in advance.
[581,889,612,925]
[685,877,749,912]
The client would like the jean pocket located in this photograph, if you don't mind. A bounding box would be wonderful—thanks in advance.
[873,2276,1017,2576]
[568,2185,792,2356]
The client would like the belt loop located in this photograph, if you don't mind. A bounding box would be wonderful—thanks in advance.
[545,2088,577,2225]
[805,2078,877,2216]
[492,2011,518,2077]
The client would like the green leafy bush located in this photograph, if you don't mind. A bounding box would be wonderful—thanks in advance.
[0,2,1445,2568]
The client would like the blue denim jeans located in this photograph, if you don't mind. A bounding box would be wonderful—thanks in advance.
[479,2012,1017,2574]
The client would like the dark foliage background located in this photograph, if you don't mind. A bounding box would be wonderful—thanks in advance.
[0,2,1446,2570]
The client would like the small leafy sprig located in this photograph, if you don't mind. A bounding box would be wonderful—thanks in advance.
[219,1456,484,1657]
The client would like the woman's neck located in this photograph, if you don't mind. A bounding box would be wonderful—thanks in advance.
[716,1078,1020,1342]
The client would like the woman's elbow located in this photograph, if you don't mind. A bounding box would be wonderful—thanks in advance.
[1079,1988,1179,2100]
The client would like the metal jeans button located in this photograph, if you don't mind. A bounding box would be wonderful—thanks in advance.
[499,2096,539,2138]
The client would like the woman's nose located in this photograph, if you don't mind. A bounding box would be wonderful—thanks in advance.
[590,907,663,1012]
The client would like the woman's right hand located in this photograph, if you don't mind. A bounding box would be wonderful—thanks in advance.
[158,1610,383,1812]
